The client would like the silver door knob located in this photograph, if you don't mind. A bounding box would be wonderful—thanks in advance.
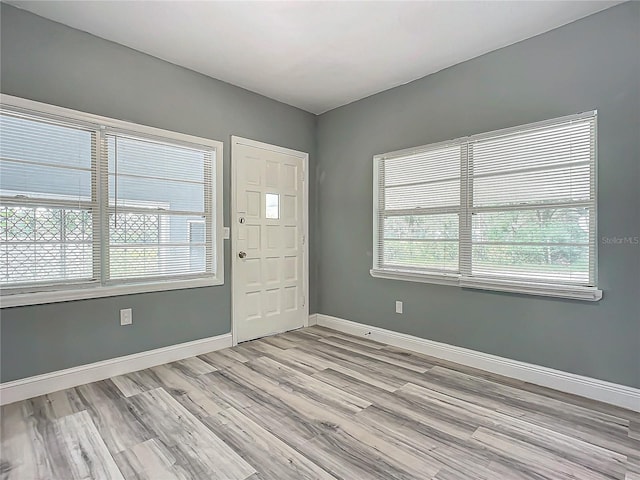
[238,251,247,259]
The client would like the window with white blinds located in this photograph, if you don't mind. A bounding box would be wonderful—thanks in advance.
[374,142,462,275]
[1,112,97,288]
[1,96,224,306]
[105,131,215,282]
[372,111,601,301]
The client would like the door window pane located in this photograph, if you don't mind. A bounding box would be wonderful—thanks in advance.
[266,193,279,219]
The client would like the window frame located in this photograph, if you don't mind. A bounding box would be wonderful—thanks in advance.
[0,94,224,308]
[371,111,602,302]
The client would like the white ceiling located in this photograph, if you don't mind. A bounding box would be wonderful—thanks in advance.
[9,1,622,114]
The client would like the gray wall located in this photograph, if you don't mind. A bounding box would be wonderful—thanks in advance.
[0,4,317,382]
[316,2,640,388]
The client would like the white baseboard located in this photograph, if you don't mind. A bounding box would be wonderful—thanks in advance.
[0,333,232,406]
[4,317,637,413]
[315,314,640,413]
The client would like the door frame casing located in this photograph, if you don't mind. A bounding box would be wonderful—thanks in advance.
[230,136,309,346]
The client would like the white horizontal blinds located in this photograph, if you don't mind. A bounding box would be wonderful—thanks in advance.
[377,143,461,273]
[466,114,596,285]
[0,109,98,287]
[104,131,215,282]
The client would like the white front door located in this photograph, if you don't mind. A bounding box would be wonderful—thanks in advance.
[232,137,308,343]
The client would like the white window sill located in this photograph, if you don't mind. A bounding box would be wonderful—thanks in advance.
[370,269,602,302]
[0,277,224,309]
[370,268,460,286]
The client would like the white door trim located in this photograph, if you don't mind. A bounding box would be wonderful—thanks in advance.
[231,136,309,346]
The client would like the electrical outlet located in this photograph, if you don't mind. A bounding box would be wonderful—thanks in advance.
[395,301,403,314]
[120,308,132,326]
[223,227,230,239]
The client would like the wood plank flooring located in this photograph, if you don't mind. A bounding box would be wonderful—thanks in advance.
[1,326,638,480]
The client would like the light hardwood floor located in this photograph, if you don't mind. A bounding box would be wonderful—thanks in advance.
[1,325,639,480]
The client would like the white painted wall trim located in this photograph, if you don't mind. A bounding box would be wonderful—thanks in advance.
[0,333,232,406]
[1,277,224,309]
[308,313,318,326]
[315,314,640,413]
